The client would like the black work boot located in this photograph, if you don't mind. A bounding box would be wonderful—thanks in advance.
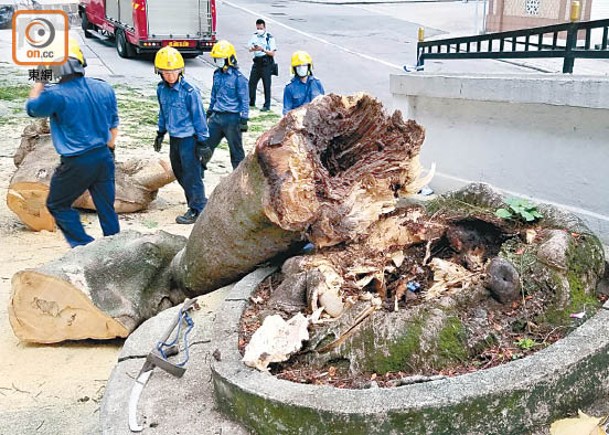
[176,209,199,225]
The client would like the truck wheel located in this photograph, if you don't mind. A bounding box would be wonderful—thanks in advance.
[116,30,135,59]
[81,12,92,39]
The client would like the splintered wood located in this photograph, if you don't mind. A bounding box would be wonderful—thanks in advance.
[173,93,428,296]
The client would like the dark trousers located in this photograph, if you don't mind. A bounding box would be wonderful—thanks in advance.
[203,112,245,170]
[46,146,119,248]
[169,136,206,213]
[249,59,272,109]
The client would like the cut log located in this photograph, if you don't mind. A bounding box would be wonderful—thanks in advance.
[9,231,187,343]
[6,120,176,231]
[172,93,427,295]
[7,121,58,232]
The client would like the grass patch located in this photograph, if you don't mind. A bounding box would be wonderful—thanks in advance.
[248,124,268,133]
[113,86,160,148]
[0,70,283,154]
[141,219,159,229]
[0,85,31,101]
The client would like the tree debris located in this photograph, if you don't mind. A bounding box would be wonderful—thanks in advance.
[549,410,607,435]
[242,313,310,371]
[239,183,606,386]
[425,258,479,300]
[171,93,427,296]
[9,231,186,343]
[7,120,176,231]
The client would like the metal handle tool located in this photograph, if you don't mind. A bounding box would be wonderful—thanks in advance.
[128,298,197,432]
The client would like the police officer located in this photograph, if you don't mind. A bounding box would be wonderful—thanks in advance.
[154,46,209,225]
[25,37,120,248]
[248,19,276,112]
[283,50,325,116]
[203,40,249,171]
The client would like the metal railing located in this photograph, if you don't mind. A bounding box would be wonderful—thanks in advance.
[416,19,609,73]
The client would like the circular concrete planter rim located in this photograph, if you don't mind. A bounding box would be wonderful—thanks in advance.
[212,266,609,429]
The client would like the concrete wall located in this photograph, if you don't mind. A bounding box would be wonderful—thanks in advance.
[486,0,592,33]
[389,73,609,243]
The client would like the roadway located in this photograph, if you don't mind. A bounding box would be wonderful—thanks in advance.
[0,0,539,110]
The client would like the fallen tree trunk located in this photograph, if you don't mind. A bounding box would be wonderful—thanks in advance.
[9,231,187,343]
[172,93,427,296]
[10,93,429,343]
[7,120,175,232]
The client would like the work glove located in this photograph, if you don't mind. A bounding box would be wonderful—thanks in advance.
[154,131,165,153]
[206,109,213,120]
[196,139,213,172]
[239,118,248,133]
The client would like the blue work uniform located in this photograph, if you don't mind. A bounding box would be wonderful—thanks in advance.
[205,66,249,170]
[248,31,276,110]
[26,76,120,248]
[282,75,325,115]
[157,78,209,213]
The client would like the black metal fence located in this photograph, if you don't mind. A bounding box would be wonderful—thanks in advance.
[416,19,609,73]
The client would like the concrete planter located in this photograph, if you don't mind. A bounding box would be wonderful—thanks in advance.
[212,267,609,435]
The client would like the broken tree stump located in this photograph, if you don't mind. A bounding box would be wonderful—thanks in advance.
[6,120,175,232]
[172,93,427,296]
[243,183,606,377]
[9,231,187,343]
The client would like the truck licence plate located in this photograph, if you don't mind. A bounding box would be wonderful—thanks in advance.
[168,41,192,47]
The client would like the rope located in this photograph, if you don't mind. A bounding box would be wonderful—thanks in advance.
[156,308,195,367]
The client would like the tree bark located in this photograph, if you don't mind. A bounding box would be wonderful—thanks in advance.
[172,93,426,296]
[9,230,187,343]
[7,120,176,232]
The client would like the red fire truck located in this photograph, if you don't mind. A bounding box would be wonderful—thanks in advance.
[78,0,217,58]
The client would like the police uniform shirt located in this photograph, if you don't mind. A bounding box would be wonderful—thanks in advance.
[248,31,277,58]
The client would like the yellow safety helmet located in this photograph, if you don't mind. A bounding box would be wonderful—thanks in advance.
[68,37,86,66]
[210,40,237,68]
[52,37,86,78]
[154,46,185,73]
[291,50,313,75]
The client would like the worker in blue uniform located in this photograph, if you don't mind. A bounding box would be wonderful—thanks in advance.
[202,40,249,172]
[25,37,120,248]
[154,46,209,225]
[283,50,325,116]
